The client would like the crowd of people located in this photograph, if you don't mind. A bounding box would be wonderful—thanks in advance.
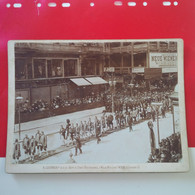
[13,131,47,163]
[17,95,103,114]
[12,110,137,163]
[105,90,172,123]
[51,95,102,109]
[13,100,171,164]
[148,132,182,163]
[13,77,180,164]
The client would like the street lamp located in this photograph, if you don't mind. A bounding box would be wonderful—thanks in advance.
[170,84,179,135]
[108,78,116,114]
[151,102,163,146]
[16,96,24,140]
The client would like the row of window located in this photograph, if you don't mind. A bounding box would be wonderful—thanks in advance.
[15,58,101,80]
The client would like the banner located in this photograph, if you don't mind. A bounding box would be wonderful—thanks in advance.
[149,53,177,68]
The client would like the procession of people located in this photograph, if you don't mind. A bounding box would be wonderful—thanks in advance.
[13,131,47,163]
[13,79,180,164]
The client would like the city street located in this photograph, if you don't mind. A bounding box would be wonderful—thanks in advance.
[36,112,179,164]
[14,107,105,138]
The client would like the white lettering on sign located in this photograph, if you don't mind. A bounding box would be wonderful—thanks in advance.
[104,67,115,72]
[132,67,144,73]
[149,53,177,68]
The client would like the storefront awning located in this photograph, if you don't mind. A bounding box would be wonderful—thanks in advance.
[70,78,92,86]
[85,77,108,85]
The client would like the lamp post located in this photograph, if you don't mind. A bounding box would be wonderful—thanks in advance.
[108,76,116,114]
[16,96,23,140]
[151,102,163,146]
[170,84,179,135]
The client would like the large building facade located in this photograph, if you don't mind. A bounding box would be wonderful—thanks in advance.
[15,41,177,114]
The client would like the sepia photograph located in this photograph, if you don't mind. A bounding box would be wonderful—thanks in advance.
[6,39,189,173]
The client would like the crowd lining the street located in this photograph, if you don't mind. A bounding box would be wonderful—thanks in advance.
[148,132,182,163]
[17,95,103,113]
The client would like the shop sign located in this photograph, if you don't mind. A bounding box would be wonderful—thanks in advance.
[149,53,177,68]
[104,67,115,72]
[132,67,144,73]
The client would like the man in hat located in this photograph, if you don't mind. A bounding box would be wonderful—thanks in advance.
[66,119,71,139]
[39,131,47,157]
[79,121,84,138]
[29,135,36,161]
[22,134,30,159]
[35,130,41,155]
[88,117,94,136]
[101,114,106,134]
[83,121,88,138]
[75,123,81,137]
[127,113,133,132]
[95,118,102,144]
[60,125,66,145]
[13,139,21,164]
[74,133,82,156]
[69,123,76,142]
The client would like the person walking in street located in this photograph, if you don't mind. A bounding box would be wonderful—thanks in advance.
[39,131,47,157]
[80,121,84,138]
[29,135,36,161]
[101,114,106,134]
[74,133,82,156]
[23,134,30,159]
[13,139,21,164]
[127,113,133,132]
[66,119,71,139]
[35,130,41,155]
[88,117,94,136]
[60,125,66,145]
[83,121,88,139]
[95,117,102,144]
[70,123,76,143]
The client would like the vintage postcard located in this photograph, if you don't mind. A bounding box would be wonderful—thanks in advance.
[6,39,189,173]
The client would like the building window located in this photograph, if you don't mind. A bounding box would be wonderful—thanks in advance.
[110,42,120,47]
[134,53,146,67]
[110,54,122,67]
[48,59,63,78]
[27,63,32,79]
[33,59,46,78]
[64,59,77,76]
[81,59,95,76]
[15,59,26,80]
[123,54,131,67]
